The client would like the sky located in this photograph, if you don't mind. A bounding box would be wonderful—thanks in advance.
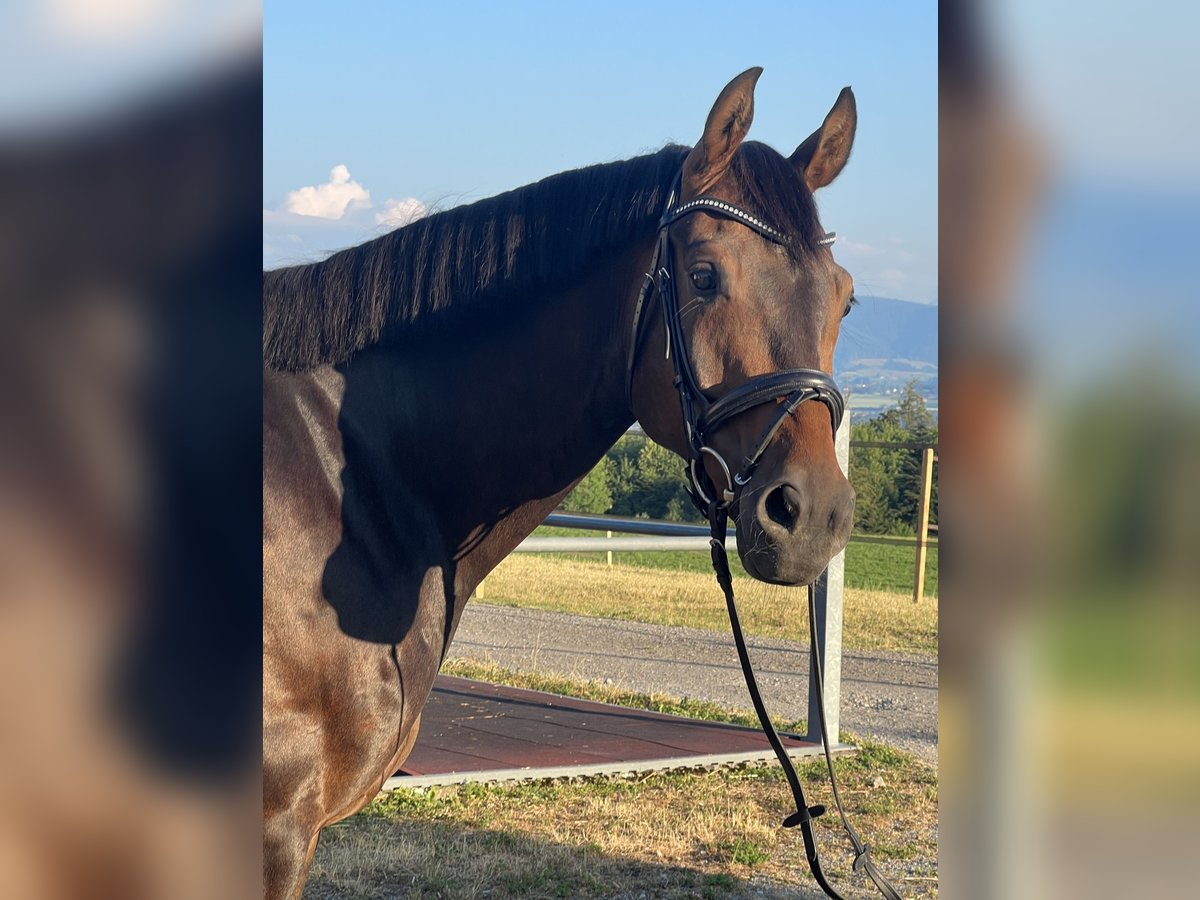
[263,1,937,304]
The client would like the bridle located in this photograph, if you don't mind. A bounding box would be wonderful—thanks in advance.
[625,175,846,513]
[626,174,903,900]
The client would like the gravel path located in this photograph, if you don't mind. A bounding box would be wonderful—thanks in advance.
[449,604,938,766]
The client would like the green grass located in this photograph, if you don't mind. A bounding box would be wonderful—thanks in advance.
[533,524,938,596]
[726,838,770,866]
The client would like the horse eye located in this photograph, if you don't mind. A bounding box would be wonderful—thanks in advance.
[690,267,717,292]
[842,295,858,318]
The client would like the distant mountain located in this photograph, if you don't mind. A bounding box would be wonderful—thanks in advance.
[834,295,938,375]
[833,295,938,418]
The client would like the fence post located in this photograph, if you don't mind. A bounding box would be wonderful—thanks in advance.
[806,414,849,747]
[912,447,935,603]
[606,530,613,567]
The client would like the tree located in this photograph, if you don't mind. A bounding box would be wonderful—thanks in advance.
[886,379,935,433]
[562,456,614,514]
[606,434,646,516]
[561,434,699,521]
[896,421,938,530]
[632,440,695,520]
[850,414,908,534]
[849,380,937,534]
[891,382,937,529]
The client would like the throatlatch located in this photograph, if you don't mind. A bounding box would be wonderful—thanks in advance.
[628,173,904,900]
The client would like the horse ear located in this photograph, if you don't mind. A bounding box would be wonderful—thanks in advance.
[682,67,762,195]
[789,87,857,192]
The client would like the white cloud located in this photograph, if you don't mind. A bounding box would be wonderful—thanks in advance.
[283,164,371,220]
[375,197,427,228]
[266,167,432,266]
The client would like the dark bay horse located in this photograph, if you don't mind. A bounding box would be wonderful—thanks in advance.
[263,68,859,898]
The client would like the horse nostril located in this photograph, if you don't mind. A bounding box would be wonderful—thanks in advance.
[764,483,803,531]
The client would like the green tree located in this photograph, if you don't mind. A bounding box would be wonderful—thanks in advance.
[850,414,908,534]
[562,456,614,514]
[606,434,646,516]
[577,433,700,521]
[664,496,688,522]
[849,380,937,534]
[896,421,938,529]
[890,382,937,530]
[631,440,694,520]
[885,379,935,433]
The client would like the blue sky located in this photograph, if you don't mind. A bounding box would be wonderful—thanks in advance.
[264,1,936,304]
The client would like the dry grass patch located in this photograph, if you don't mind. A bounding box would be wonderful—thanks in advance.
[307,752,937,899]
[478,555,937,655]
[305,667,938,899]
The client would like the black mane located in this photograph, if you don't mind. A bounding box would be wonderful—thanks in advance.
[727,141,825,259]
[263,142,822,372]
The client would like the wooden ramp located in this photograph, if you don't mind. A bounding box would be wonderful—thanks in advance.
[384,675,839,790]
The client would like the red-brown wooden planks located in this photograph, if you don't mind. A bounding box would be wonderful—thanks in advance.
[397,675,813,778]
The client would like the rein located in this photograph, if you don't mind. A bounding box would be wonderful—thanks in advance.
[628,176,903,900]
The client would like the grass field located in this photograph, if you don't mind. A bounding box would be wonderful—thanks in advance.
[477,554,938,655]
[533,525,938,597]
[306,664,938,899]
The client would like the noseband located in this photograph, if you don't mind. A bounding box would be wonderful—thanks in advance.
[626,176,846,512]
[625,175,903,900]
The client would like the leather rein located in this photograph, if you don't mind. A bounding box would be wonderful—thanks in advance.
[625,175,903,900]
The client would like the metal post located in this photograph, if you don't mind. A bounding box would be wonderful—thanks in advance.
[606,530,613,567]
[806,414,849,747]
[912,447,935,603]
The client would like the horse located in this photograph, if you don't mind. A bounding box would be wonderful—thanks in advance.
[263,67,859,898]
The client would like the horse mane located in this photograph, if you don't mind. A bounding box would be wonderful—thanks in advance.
[263,142,822,372]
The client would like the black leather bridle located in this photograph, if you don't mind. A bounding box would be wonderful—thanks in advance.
[626,175,903,900]
[626,176,846,512]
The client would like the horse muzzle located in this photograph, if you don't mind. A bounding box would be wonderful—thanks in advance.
[735,470,854,586]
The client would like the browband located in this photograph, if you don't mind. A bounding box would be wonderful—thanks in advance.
[660,195,837,248]
[662,196,786,243]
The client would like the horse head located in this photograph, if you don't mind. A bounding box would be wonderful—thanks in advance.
[632,68,859,586]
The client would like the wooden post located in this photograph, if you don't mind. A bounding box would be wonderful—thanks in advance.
[606,530,613,567]
[912,447,935,603]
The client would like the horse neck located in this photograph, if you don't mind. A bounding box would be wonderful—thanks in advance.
[339,237,652,592]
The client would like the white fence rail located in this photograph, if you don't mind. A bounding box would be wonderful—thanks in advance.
[516,513,735,554]
[518,536,735,553]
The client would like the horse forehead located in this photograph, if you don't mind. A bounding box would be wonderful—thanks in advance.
[679,214,786,268]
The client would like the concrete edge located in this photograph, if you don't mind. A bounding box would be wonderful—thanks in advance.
[381,743,857,791]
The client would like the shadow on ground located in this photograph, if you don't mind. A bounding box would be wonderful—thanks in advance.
[303,814,837,900]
